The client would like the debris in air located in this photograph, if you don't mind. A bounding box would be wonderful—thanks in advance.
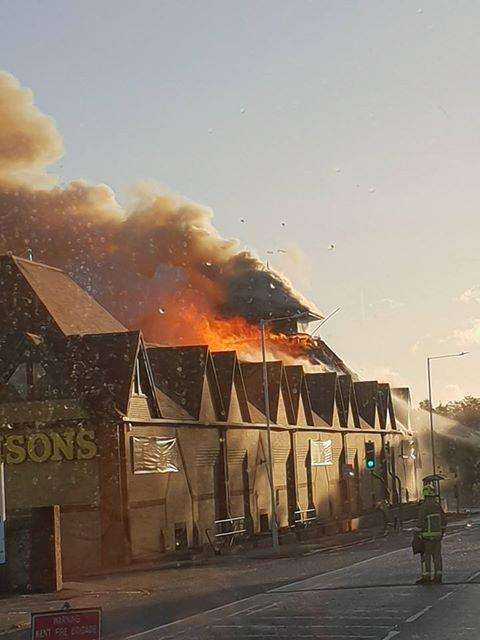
[328,244,335,251]
[158,308,166,314]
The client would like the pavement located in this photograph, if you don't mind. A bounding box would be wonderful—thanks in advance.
[1,514,478,640]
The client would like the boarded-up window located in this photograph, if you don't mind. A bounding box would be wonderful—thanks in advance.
[311,439,333,466]
[132,436,179,474]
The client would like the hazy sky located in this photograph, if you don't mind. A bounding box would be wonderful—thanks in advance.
[1,0,479,404]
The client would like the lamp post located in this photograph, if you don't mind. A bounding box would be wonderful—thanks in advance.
[260,310,322,551]
[426,352,468,476]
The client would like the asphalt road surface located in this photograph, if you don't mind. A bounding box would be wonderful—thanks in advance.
[124,524,480,640]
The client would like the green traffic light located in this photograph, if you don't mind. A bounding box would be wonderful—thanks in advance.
[366,459,375,469]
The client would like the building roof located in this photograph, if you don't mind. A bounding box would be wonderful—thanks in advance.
[305,372,337,426]
[377,383,392,430]
[147,345,210,420]
[61,330,141,415]
[211,351,237,417]
[154,387,194,420]
[310,338,358,378]
[284,365,304,422]
[0,255,126,336]
[241,361,285,423]
[354,381,379,428]
[336,374,353,427]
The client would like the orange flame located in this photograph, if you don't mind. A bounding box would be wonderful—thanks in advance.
[138,297,316,361]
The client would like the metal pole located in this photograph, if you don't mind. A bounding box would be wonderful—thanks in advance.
[427,357,437,477]
[0,463,5,522]
[260,320,280,552]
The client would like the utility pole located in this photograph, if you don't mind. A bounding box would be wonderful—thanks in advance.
[260,310,322,552]
[426,352,468,478]
[0,462,6,565]
[260,320,279,552]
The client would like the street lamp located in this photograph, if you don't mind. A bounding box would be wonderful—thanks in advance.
[426,352,468,477]
[260,310,322,551]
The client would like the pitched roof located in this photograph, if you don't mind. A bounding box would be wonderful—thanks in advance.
[240,361,284,423]
[155,387,194,420]
[0,332,57,403]
[354,381,379,428]
[336,374,353,427]
[305,372,337,426]
[310,339,358,378]
[211,351,251,422]
[211,351,236,416]
[284,365,304,422]
[61,330,141,416]
[147,345,210,420]
[377,383,391,429]
[0,255,126,336]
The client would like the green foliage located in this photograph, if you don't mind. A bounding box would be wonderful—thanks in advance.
[418,396,480,504]
[419,396,480,430]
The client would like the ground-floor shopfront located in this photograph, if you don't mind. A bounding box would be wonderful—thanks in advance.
[1,415,419,583]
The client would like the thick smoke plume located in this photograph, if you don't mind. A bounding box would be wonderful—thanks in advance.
[0,71,320,349]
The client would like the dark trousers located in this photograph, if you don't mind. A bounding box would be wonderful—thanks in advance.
[421,539,442,579]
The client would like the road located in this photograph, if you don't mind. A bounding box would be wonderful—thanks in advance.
[123,522,480,640]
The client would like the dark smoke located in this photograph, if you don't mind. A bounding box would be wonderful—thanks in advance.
[0,71,320,335]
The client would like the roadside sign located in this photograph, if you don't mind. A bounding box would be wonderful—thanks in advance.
[31,608,101,640]
[0,520,5,564]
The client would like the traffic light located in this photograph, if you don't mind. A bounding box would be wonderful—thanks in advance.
[365,441,375,470]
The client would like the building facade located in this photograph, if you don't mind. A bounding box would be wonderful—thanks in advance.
[0,254,421,579]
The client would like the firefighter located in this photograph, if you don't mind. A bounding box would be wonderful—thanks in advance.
[376,498,391,535]
[416,484,447,584]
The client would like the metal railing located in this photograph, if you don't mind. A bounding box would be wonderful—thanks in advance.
[205,516,247,554]
[293,508,317,527]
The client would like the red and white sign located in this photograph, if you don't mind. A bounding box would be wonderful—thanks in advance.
[31,608,101,640]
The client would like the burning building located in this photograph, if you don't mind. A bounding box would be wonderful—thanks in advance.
[0,253,420,589]
[0,70,354,377]
[0,71,425,589]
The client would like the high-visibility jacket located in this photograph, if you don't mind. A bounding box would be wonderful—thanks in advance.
[418,497,446,540]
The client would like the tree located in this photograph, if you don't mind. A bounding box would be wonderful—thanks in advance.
[417,396,480,505]
[419,396,480,431]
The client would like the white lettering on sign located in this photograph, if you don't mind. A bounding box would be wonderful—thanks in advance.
[31,608,101,640]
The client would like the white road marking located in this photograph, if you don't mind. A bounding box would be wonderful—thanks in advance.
[405,605,432,623]
[439,591,454,601]
[244,602,279,616]
[225,605,259,617]
[303,538,372,556]
[467,569,480,582]
[309,625,391,629]
[350,609,407,613]
[124,592,264,639]
[271,546,410,592]
[304,633,377,639]
[380,631,400,640]
[125,534,475,640]
[271,615,402,620]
